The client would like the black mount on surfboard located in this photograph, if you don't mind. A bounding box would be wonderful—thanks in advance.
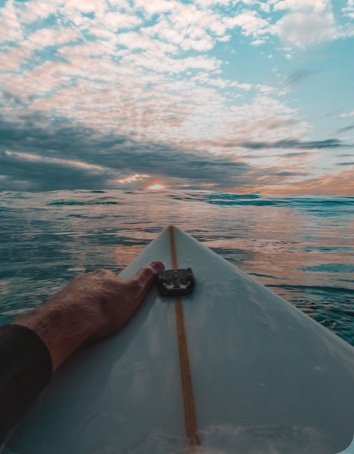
[158,268,195,297]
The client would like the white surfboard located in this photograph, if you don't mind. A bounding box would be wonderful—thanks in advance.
[2,226,354,454]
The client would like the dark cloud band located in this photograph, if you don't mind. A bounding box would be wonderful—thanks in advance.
[0,115,249,191]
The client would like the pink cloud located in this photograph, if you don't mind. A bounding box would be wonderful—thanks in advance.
[4,151,104,172]
[233,168,354,196]
[0,46,31,71]
[0,0,23,42]
[103,12,142,30]
[26,28,80,48]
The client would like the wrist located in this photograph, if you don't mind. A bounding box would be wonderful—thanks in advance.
[13,304,96,371]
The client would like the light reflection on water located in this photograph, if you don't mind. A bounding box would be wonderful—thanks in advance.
[0,190,353,345]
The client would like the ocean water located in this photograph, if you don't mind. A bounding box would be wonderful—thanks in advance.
[0,190,353,346]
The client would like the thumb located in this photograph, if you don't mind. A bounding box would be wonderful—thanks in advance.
[133,261,165,290]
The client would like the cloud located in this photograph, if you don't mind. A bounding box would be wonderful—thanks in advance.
[2,39,303,147]
[337,125,354,134]
[273,0,329,14]
[237,138,345,149]
[103,12,142,30]
[0,115,251,191]
[134,0,178,17]
[342,0,354,19]
[124,53,221,73]
[228,168,354,196]
[340,110,354,119]
[26,27,80,48]
[0,110,349,194]
[116,173,150,184]
[0,0,352,194]
[3,150,104,172]
[226,11,270,38]
[0,149,110,191]
[267,168,354,195]
[188,138,346,153]
[0,46,32,71]
[270,0,343,47]
[337,161,354,166]
[274,11,338,47]
[0,0,22,43]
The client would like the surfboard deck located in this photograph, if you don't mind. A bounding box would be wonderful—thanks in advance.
[2,226,354,454]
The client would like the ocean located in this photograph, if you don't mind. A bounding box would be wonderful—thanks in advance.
[0,190,353,346]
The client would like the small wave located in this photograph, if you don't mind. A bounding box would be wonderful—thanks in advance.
[204,193,354,209]
[47,198,119,206]
[210,193,260,199]
[301,264,354,273]
[143,227,163,233]
[269,284,354,295]
[304,197,354,206]
[207,199,286,207]
[168,192,207,202]
[205,193,286,207]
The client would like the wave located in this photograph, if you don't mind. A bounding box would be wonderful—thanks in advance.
[301,264,354,273]
[47,198,119,206]
[204,193,354,210]
[206,194,286,207]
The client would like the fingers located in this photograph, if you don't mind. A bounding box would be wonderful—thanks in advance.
[133,261,165,291]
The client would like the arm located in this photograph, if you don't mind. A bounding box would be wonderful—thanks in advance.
[0,261,164,442]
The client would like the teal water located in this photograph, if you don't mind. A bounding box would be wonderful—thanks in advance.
[0,190,353,346]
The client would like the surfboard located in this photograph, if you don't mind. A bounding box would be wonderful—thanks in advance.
[2,226,354,454]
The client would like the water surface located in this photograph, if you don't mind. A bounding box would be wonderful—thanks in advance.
[0,190,353,346]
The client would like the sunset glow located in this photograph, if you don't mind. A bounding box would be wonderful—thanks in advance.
[0,0,353,194]
[147,184,165,191]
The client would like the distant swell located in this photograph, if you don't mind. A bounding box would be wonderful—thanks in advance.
[205,194,354,208]
[47,198,119,206]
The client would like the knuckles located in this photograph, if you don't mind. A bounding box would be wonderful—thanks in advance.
[92,269,117,279]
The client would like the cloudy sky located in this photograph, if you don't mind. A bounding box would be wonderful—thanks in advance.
[0,0,353,193]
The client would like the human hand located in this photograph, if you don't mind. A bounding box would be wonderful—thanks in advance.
[13,261,165,371]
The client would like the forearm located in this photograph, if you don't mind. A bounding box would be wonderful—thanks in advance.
[13,300,96,372]
[11,263,164,371]
[0,261,163,444]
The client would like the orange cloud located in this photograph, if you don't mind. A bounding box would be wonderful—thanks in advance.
[231,168,354,196]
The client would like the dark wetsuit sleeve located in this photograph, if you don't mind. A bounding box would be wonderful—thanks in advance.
[0,324,52,443]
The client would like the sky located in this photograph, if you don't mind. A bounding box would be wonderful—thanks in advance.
[0,0,353,194]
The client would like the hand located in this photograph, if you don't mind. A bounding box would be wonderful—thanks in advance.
[13,261,165,371]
